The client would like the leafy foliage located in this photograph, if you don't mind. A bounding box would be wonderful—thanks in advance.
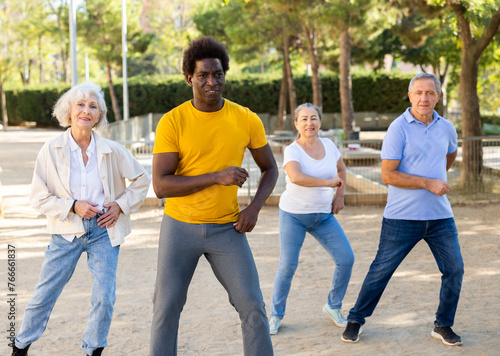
[4,72,414,126]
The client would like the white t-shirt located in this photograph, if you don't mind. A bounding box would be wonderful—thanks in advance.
[279,137,341,214]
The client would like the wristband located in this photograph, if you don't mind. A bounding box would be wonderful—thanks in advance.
[71,200,77,213]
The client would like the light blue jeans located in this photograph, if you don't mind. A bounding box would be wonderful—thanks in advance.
[271,209,354,319]
[15,214,120,355]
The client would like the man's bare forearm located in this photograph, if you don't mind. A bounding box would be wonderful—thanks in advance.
[153,172,218,198]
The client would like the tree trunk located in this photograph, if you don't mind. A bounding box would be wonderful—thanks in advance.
[278,64,288,131]
[282,24,296,123]
[302,21,322,108]
[39,36,45,84]
[56,11,68,81]
[459,49,483,190]
[446,1,500,190]
[105,63,122,121]
[60,49,68,82]
[1,82,8,132]
[433,63,449,117]
[339,28,354,138]
[437,79,447,118]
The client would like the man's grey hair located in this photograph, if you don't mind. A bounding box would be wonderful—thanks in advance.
[52,82,108,129]
[408,73,441,94]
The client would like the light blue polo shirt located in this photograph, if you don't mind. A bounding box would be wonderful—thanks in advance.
[381,108,458,220]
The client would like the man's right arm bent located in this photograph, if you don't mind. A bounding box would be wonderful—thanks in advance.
[152,152,249,198]
[381,159,451,196]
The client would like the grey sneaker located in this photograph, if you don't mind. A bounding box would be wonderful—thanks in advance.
[269,316,281,335]
[341,322,362,343]
[431,326,463,346]
[323,304,347,327]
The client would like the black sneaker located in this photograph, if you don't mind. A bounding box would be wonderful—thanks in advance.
[12,344,30,356]
[431,326,463,346]
[90,347,104,356]
[341,322,362,343]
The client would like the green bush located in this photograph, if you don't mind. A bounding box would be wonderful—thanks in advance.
[5,72,414,127]
[481,113,500,126]
[5,85,70,127]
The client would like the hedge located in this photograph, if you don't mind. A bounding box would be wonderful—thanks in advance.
[5,72,416,127]
[481,113,500,126]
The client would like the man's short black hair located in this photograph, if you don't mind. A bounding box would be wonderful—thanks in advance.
[182,36,230,78]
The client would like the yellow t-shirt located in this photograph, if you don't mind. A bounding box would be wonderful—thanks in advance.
[153,99,267,224]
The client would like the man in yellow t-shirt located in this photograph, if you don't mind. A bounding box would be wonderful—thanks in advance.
[150,36,278,356]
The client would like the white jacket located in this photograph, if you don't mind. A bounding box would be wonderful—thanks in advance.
[30,128,151,246]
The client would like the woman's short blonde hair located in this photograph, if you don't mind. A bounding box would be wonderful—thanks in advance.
[52,82,108,129]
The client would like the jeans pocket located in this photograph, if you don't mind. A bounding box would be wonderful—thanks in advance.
[51,234,76,246]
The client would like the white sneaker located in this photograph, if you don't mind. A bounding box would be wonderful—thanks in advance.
[323,304,347,327]
[269,316,281,335]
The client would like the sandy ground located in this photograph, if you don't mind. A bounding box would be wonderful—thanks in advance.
[1,128,500,356]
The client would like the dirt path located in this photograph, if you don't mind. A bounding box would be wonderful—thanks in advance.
[1,128,499,355]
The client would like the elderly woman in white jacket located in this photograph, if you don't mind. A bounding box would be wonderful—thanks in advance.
[12,82,151,356]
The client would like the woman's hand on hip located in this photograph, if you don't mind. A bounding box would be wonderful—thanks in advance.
[97,202,123,228]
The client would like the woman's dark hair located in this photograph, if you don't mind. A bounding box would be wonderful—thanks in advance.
[182,36,230,78]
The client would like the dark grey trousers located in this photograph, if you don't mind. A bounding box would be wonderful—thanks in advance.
[150,214,274,356]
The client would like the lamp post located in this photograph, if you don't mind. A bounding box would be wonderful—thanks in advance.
[122,0,129,121]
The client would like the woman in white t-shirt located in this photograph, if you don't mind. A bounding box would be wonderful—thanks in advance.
[269,103,354,335]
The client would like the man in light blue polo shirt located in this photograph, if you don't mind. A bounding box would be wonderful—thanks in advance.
[341,73,464,346]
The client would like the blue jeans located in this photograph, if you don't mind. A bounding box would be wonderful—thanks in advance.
[15,215,120,355]
[150,214,273,356]
[348,218,464,327]
[271,209,354,319]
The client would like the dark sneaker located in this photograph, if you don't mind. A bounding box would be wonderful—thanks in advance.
[12,344,30,356]
[341,322,362,343]
[431,326,463,346]
[91,348,104,356]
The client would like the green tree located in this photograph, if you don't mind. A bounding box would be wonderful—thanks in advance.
[193,0,300,130]
[0,0,23,131]
[46,0,70,83]
[442,0,500,188]
[375,6,461,116]
[324,0,373,138]
[140,0,200,75]
[477,40,500,112]
[398,20,460,116]
[17,0,60,85]
[360,0,499,188]
[81,0,151,121]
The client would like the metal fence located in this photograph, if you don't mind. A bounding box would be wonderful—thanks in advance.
[98,113,164,142]
[118,135,500,206]
[450,136,500,204]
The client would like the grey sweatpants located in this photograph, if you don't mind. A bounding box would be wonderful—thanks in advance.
[150,214,274,356]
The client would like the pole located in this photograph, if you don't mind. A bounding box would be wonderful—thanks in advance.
[69,0,78,86]
[122,0,129,121]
